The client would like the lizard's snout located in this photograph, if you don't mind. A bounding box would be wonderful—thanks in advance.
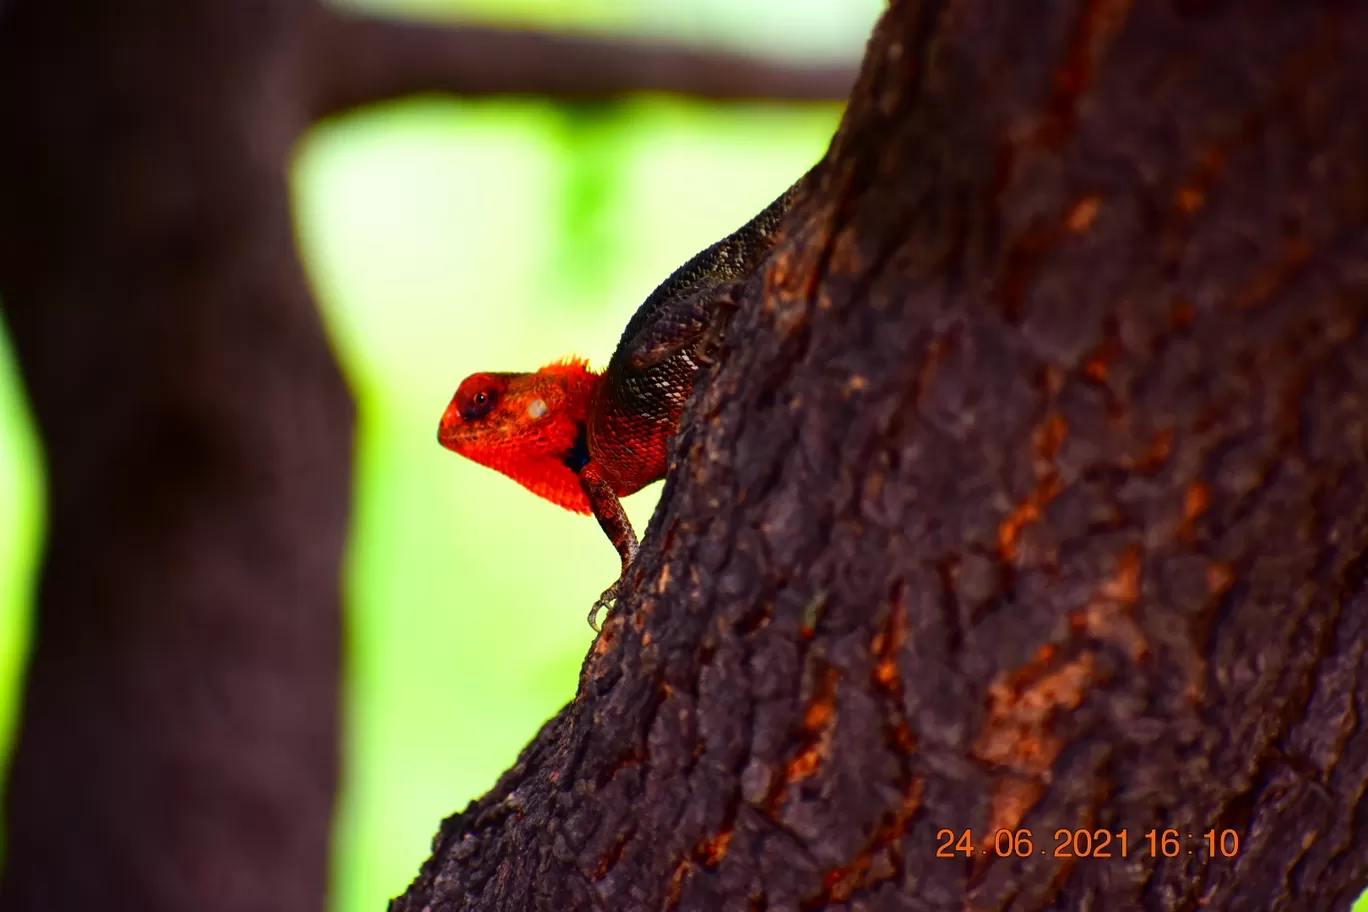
[437,402,463,450]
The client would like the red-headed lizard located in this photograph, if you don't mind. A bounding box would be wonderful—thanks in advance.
[438,176,804,629]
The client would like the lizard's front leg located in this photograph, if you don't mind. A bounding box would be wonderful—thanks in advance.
[579,462,638,631]
[624,279,744,372]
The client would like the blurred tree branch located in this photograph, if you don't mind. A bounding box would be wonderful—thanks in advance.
[309,8,857,119]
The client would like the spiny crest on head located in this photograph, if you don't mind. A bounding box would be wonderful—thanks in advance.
[540,354,596,379]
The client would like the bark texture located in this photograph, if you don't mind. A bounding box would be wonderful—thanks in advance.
[392,1,1368,910]
[0,0,849,910]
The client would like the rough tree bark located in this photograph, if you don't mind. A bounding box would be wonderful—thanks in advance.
[0,0,850,909]
[392,1,1368,910]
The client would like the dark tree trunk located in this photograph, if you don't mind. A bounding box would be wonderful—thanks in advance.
[391,1,1368,910]
[0,0,849,909]
[0,1,352,909]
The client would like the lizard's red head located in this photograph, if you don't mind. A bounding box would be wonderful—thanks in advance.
[438,358,601,514]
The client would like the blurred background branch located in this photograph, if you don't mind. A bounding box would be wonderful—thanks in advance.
[309,8,857,118]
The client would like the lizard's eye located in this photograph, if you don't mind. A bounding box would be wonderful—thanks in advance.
[454,373,507,421]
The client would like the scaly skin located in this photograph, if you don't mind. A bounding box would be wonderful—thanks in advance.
[439,175,804,629]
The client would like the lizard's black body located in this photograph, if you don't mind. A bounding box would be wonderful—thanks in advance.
[580,174,807,627]
[609,177,803,381]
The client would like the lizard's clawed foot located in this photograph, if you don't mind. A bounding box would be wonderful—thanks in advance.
[588,580,623,632]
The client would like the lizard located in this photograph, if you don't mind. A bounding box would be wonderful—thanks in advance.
[438,174,805,630]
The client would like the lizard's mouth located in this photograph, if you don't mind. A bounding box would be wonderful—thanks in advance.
[437,404,465,451]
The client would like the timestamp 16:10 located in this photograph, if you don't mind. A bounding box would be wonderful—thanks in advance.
[935,828,1241,859]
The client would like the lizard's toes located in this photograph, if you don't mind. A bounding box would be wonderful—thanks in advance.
[587,585,620,632]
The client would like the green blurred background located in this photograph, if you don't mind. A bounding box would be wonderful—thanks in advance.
[0,0,872,909]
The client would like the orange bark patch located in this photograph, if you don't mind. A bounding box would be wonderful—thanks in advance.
[802,679,837,730]
[874,659,899,690]
[1071,545,1147,661]
[592,627,616,657]
[974,649,1098,775]
[1099,546,1141,603]
[815,778,925,904]
[872,586,919,754]
[772,663,841,806]
[871,594,907,692]
[696,828,733,867]
[590,827,636,882]
[999,413,1068,563]
[1036,412,1068,464]
[970,650,1099,883]
[1042,0,1134,146]
[1175,185,1205,215]
[998,477,1065,563]
[1083,332,1120,383]
[1121,426,1173,473]
[1181,482,1211,541]
[1065,194,1102,233]
[1173,141,1230,221]
[1043,363,1066,396]
[995,0,1132,317]
[665,856,694,909]
[1207,562,1234,598]
[984,775,1046,849]
[785,744,822,782]
[766,247,795,297]
[765,241,818,338]
[914,328,961,407]
[864,471,885,507]
[999,500,1040,563]
[890,722,917,754]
